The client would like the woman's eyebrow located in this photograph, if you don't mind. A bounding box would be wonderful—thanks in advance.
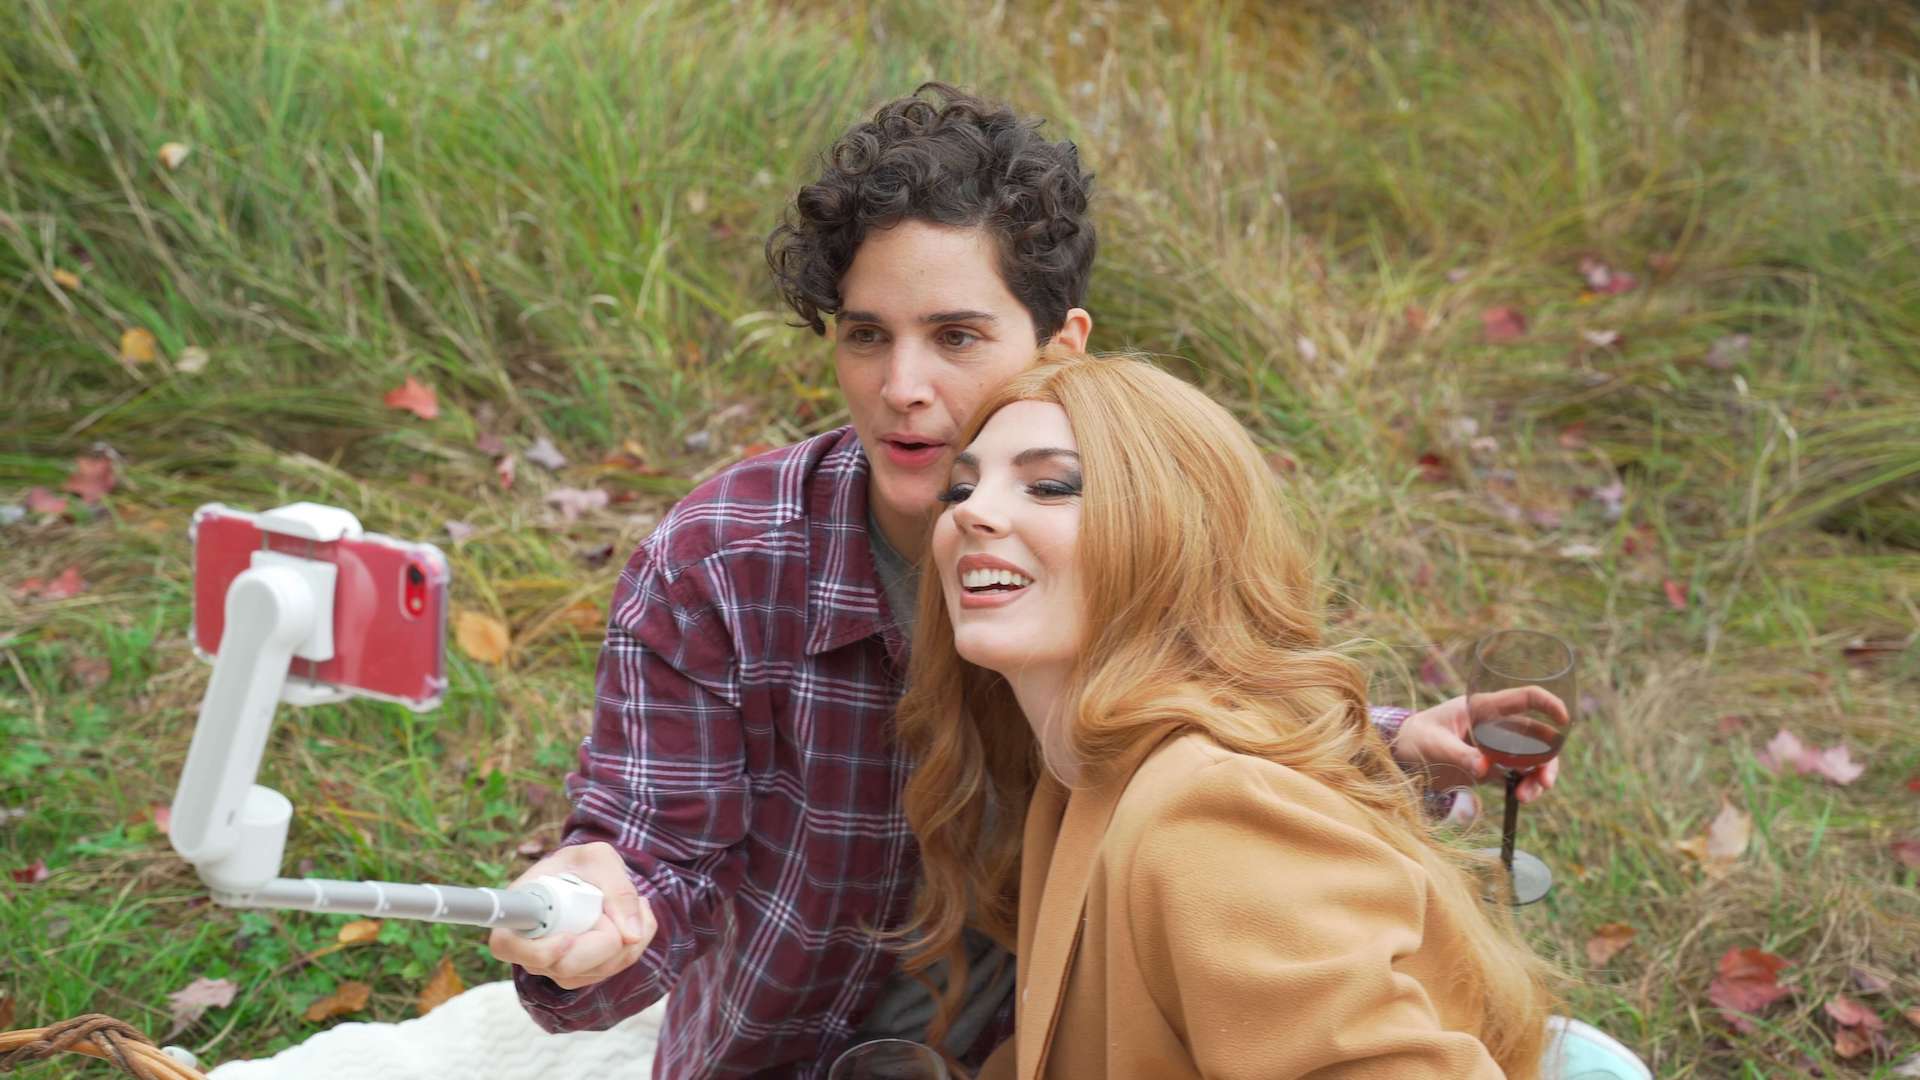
[952,451,979,470]
[1012,447,1080,467]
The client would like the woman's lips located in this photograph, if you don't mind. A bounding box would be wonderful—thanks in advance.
[957,583,1028,610]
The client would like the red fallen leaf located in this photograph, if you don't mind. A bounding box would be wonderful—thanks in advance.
[1714,715,1746,738]
[64,454,117,504]
[1907,776,1920,794]
[494,453,516,490]
[1481,306,1528,344]
[384,376,440,420]
[17,566,89,601]
[1663,578,1688,610]
[1826,995,1886,1030]
[24,487,69,515]
[1556,422,1588,450]
[1842,638,1906,666]
[1578,256,1639,295]
[1708,949,1792,1020]
[1892,839,1920,869]
[151,804,171,835]
[10,859,49,884]
[1416,452,1451,483]
[1403,305,1430,333]
[1833,1025,1878,1059]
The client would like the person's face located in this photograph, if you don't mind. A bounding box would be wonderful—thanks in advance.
[835,221,1074,547]
[930,400,1085,679]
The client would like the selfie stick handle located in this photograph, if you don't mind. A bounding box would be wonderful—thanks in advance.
[168,502,602,939]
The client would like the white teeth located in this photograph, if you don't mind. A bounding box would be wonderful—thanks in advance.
[962,567,1034,590]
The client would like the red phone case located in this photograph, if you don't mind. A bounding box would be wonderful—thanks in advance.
[190,504,450,710]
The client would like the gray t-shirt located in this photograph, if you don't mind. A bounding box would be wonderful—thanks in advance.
[857,515,1018,1057]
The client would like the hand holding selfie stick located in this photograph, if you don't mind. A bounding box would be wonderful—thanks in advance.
[167,502,602,939]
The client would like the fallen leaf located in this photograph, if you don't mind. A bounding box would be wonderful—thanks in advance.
[559,599,603,632]
[64,454,117,503]
[24,487,68,515]
[1577,257,1638,295]
[1895,1051,1920,1077]
[1558,542,1603,559]
[684,188,708,215]
[1834,1026,1875,1059]
[1705,802,1751,862]
[1707,947,1792,1027]
[1416,452,1451,483]
[52,269,81,291]
[69,655,111,689]
[1757,728,1807,773]
[527,437,569,471]
[1825,995,1885,1030]
[1892,839,1920,869]
[1909,776,1920,794]
[120,328,158,364]
[302,980,371,1023]
[157,142,192,170]
[17,566,90,601]
[580,542,616,569]
[384,376,439,420]
[10,859,49,884]
[546,487,609,523]
[1905,1006,1920,1030]
[150,804,170,834]
[1704,334,1750,371]
[1556,422,1589,449]
[1589,479,1625,521]
[0,993,12,1029]
[1802,744,1864,786]
[455,611,510,665]
[1295,335,1319,363]
[1663,578,1688,610]
[1403,305,1429,333]
[1585,923,1636,967]
[1715,715,1746,738]
[336,919,382,946]
[475,431,506,455]
[495,453,516,490]
[417,956,464,1016]
[1849,968,1891,995]
[1480,306,1528,344]
[166,977,237,1033]
[1580,329,1621,348]
[176,346,211,374]
[444,521,475,544]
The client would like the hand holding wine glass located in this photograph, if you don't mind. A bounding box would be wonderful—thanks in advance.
[1466,630,1576,905]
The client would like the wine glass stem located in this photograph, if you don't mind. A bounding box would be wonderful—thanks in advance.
[1500,769,1522,874]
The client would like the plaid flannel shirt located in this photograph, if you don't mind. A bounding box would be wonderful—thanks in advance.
[513,425,1413,1077]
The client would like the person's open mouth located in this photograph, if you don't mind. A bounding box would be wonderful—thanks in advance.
[956,556,1034,609]
[879,435,947,470]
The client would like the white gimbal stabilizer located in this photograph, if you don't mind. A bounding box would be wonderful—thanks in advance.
[169,502,602,939]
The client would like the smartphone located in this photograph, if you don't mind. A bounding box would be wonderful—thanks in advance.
[190,503,450,710]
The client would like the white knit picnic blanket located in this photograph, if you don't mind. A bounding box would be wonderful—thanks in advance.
[204,981,663,1079]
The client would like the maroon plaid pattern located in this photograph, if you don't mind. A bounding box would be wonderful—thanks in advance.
[512,425,1414,1077]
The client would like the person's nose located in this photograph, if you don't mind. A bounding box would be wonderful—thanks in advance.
[878,341,936,414]
[949,483,1010,537]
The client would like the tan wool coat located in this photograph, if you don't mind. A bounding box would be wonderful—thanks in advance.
[977,729,1507,1080]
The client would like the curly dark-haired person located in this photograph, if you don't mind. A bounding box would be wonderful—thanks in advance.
[488,83,1558,1078]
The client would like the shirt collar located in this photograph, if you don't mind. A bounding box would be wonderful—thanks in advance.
[804,429,897,657]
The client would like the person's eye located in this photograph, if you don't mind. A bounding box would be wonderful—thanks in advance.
[935,482,975,504]
[1028,479,1082,499]
[937,328,979,350]
[846,326,882,346]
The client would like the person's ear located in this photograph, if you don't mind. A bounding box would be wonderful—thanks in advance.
[1050,308,1093,353]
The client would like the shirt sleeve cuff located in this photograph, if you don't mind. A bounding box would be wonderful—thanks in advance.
[1368,704,1413,747]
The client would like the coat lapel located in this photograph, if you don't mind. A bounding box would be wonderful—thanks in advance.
[1016,728,1183,1080]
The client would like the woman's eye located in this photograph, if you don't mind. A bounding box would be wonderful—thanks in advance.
[936,483,975,504]
[937,328,978,349]
[1029,480,1082,499]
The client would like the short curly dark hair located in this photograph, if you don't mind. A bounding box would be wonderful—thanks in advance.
[766,82,1096,343]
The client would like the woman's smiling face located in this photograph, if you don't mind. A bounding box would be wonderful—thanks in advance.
[931,400,1085,680]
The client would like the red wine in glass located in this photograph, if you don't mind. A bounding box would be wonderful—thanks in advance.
[1466,630,1576,906]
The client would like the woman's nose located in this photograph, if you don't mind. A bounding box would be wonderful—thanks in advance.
[951,491,1008,535]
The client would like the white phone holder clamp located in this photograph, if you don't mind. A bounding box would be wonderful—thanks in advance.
[168,502,600,938]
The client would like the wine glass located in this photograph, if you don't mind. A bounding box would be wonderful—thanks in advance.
[1466,629,1575,905]
[827,1039,950,1080]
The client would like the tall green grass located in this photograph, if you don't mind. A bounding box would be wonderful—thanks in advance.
[3,1,1916,1074]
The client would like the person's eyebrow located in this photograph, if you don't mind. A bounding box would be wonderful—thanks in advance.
[837,310,884,326]
[951,451,979,470]
[922,310,998,325]
[1012,448,1079,467]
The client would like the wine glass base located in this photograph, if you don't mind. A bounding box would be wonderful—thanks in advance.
[1472,847,1553,905]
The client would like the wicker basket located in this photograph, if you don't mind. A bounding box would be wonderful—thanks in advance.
[0,1015,208,1079]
